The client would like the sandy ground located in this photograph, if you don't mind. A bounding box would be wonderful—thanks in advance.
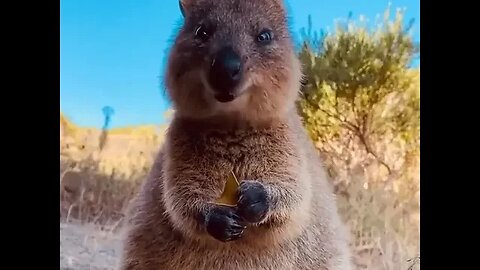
[60,222,123,270]
[60,222,419,270]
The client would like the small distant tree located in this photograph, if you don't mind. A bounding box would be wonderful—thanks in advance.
[102,106,115,129]
[99,106,115,151]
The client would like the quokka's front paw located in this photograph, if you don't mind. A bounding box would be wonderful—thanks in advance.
[204,205,246,242]
[236,180,270,224]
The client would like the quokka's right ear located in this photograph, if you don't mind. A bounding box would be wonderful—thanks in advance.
[179,0,194,17]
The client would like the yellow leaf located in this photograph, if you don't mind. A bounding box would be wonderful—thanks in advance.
[215,171,240,207]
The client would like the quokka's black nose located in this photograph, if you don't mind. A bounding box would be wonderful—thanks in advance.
[208,46,243,95]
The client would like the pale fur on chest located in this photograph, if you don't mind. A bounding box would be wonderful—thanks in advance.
[165,118,300,183]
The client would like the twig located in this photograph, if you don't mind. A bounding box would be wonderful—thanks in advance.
[407,255,420,270]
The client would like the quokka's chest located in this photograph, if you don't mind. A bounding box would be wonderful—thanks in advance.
[194,130,286,156]
[188,132,296,179]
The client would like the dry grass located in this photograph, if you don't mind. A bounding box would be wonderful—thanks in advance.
[59,115,419,270]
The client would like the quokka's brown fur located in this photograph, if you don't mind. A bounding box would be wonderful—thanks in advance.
[119,0,353,269]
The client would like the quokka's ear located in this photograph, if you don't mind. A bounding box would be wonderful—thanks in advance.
[179,0,194,17]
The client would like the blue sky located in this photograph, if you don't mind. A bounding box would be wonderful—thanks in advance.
[60,0,419,128]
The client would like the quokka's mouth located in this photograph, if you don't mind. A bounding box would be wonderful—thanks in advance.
[214,92,236,103]
[201,71,250,104]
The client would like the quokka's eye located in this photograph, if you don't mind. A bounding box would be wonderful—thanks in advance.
[194,24,210,42]
[257,29,274,44]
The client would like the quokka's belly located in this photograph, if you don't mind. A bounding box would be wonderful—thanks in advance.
[158,239,298,270]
